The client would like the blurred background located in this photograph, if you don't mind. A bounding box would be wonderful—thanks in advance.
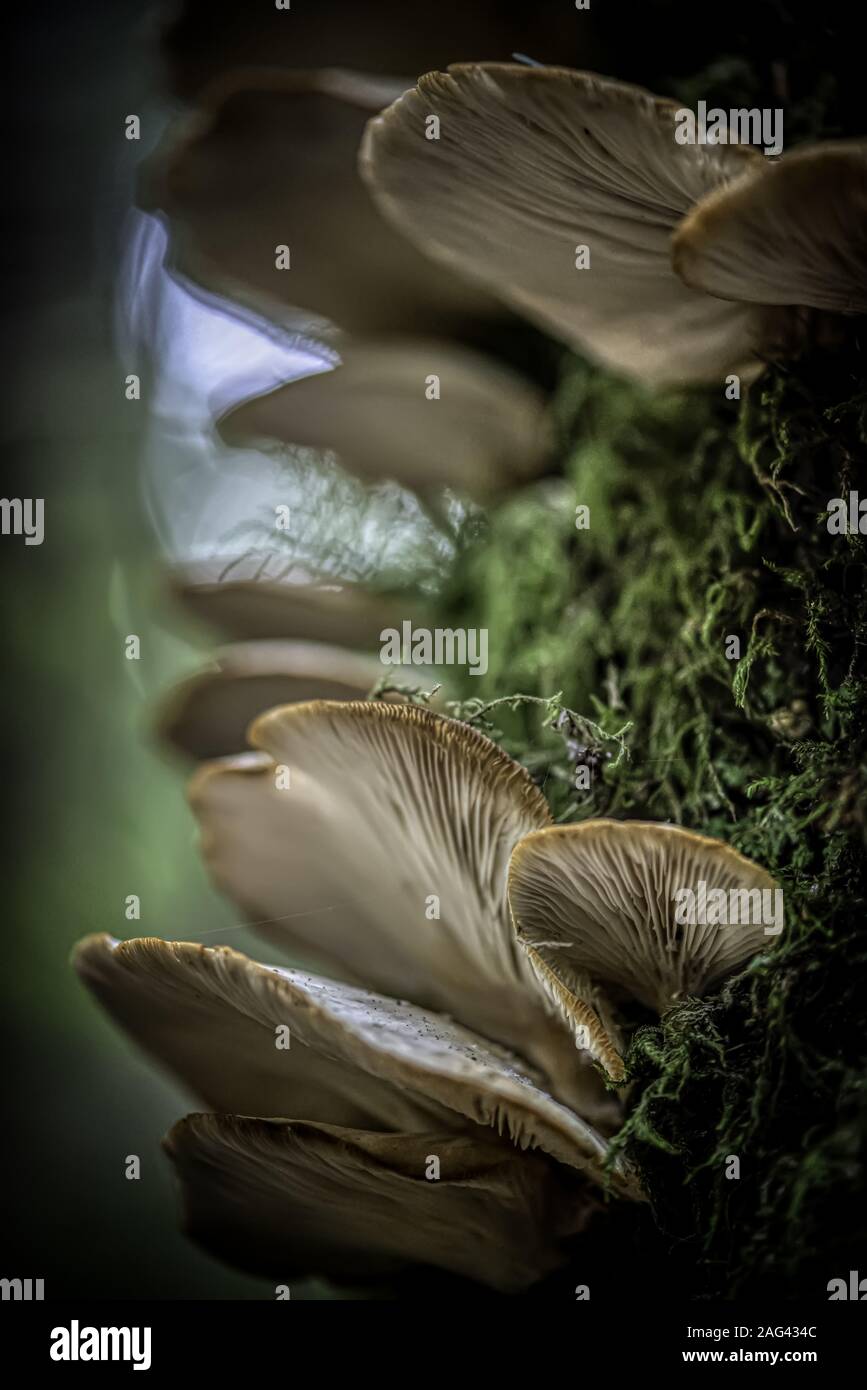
[2,0,284,1298]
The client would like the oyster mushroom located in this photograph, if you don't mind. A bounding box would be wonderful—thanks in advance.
[185,700,596,1107]
[218,339,552,499]
[77,704,786,1289]
[361,63,761,385]
[165,1116,594,1293]
[168,562,405,647]
[508,819,780,1077]
[73,704,655,1292]
[139,68,503,339]
[361,63,867,384]
[155,641,384,760]
[73,935,626,1187]
[672,140,867,315]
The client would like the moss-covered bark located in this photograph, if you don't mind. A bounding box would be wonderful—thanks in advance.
[440,307,866,1303]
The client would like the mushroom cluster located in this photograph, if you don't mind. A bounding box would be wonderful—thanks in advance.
[77,702,780,1291]
[139,68,554,501]
[78,31,842,1290]
[361,65,867,384]
[146,60,865,765]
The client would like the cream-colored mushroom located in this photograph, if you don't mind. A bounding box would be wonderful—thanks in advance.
[139,67,502,337]
[156,641,383,759]
[186,700,609,1117]
[74,935,632,1187]
[165,1115,597,1292]
[509,819,780,1076]
[672,140,867,315]
[168,562,404,647]
[361,63,761,386]
[218,340,552,499]
[74,934,441,1133]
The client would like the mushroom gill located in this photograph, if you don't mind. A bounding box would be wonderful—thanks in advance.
[509,819,781,1076]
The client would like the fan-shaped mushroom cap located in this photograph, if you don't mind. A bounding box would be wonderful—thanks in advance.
[168,563,404,646]
[139,68,503,337]
[165,1114,598,1292]
[73,935,629,1186]
[508,820,780,1074]
[156,641,383,759]
[673,141,867,315]
[218,340,552,499]
[361,64,761,386]
[74,935,442,1132]
[187,700,609,1116]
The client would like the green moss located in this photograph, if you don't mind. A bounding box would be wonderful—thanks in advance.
[440,337,866,1297]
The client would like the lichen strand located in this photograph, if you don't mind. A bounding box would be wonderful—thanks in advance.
[442,338,866,1297]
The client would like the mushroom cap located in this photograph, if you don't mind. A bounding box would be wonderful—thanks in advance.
[673,141,867,315]
[73,935,628,1186]
[508,819,780,1070]
[165,1114,598,1292]
[361,63,761,386]
[74,934,444,1133]
[190,707,524,1027]
[156,640,383,760]
[168,563,405,646]
[218,339,553,499]
[139,67,503,337]
[186,700,612,1116]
